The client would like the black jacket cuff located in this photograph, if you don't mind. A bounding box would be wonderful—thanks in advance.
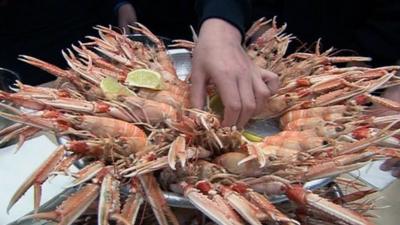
[195,0,251,39]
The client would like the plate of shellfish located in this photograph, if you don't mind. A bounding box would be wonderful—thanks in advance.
[1,20,400,225]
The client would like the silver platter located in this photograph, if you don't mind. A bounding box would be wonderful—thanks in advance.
[10,48,339,224]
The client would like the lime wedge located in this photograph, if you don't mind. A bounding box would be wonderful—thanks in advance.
[126,69,164,90]
[100,77,134,100]
[209,94,224,115]
[242,130,264,142]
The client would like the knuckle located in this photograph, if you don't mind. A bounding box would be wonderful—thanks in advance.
[226,67,245,78]
[244,102,256,111]
[214,69,235,82]
[228,62,250,76]
[241,66,251,76]
[242,67,253,77]
[226,102,241,112]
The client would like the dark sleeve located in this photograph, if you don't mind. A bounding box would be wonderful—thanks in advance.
[352,0,400,66]
[195,0,251,38]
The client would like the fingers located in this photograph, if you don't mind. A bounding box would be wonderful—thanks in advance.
[190,70,207,109]
[217,79,242,127]
[260,69,279,94]
[215,68,278,128]
[236,77,256,128]
[252,69,279,116]
[253,77,271,115]
[380,158,400,178]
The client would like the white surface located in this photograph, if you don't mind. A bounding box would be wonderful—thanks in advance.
[0,135,75,224]
[349,160,397,190]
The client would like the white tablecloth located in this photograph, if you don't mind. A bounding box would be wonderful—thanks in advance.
[0,135,75,224]
[349,159,396,190]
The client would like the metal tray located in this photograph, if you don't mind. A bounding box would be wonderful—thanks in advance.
[0,67,20,93]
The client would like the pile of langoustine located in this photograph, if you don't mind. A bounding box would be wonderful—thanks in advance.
[1,17,400,225]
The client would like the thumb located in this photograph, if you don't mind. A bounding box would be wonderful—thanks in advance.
[260,69,280,94]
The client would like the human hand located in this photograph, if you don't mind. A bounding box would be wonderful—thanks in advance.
[190,19,279,128]
[380,158,400,178]
[117,3,137,34]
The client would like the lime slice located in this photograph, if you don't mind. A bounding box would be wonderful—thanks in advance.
[126,69,164,90]
[100,77,134,100]
[209,94,224,115]
[242,130,264,142]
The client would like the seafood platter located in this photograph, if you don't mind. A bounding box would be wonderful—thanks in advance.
[1,18,400,225]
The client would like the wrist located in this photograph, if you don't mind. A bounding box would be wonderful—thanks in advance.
[199,18,242,46]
